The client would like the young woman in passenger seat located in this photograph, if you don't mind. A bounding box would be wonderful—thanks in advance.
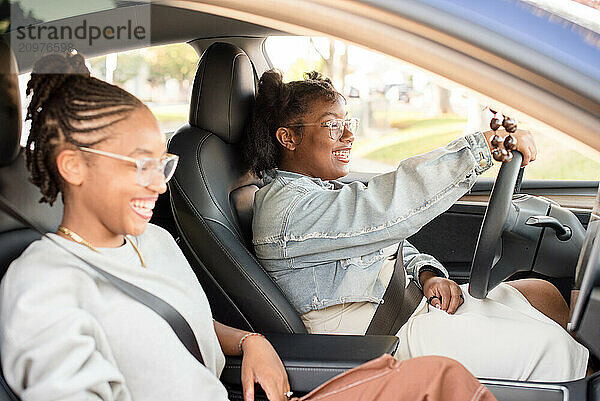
[0,51,497,401]
[244,69,589,382]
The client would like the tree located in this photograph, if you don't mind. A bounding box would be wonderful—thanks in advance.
[309,37,348,91]
[145,45,198,88]
[286,57,324,81]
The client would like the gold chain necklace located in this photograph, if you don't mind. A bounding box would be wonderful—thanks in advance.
[57,226,146,268]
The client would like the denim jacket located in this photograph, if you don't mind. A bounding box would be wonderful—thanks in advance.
[252,133,493,314]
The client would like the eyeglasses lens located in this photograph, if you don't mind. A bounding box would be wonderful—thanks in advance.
[330,119,359,140]
[163,157,178,183]
[137,156,178,186]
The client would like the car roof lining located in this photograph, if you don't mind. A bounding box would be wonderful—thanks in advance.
[2,3,286,72]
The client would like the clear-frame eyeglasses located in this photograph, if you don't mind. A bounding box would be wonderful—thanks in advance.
[78,147,179,187]
[286,117,359,141]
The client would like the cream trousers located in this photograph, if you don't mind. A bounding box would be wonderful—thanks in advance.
[301,260,589,382]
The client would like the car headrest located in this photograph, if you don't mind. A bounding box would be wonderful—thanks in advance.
[0,39,22,167]
[189,42,255,144]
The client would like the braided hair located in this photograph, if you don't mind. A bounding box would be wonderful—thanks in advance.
[25,51,144,205]
[242,69,343,178]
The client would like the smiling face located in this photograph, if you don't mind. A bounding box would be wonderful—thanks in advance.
[279,96,355,181]
[60,106,168,245]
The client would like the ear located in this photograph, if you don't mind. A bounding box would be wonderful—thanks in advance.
[55,149,85,186]
[275,127,301,151]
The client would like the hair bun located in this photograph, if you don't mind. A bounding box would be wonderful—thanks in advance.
[31,50,90,76]
[26,51,90,120]
[304,70,332,85]
[258,69,284,94]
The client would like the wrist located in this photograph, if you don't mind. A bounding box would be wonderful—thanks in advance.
[419,270,438,287]
[238,332,265,354]
[482,130,495,152]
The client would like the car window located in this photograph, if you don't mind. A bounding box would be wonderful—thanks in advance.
[264,36,600,181]
[18,42,198,140]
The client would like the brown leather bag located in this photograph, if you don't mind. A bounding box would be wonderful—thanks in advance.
[296,354,497,401]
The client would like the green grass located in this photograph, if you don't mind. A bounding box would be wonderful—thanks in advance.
[389,116,467,130]
[364,129,462,164]
[358,116,467,164]
[520,150,600,181]
[356,115,600,181]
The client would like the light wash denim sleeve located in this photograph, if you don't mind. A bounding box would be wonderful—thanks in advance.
[402,240,449,290]
[254,132,492,264]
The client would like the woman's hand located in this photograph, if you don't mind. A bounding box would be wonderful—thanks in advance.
[241,335,290,401]
[482,129,537,166]
[420,271,464,314]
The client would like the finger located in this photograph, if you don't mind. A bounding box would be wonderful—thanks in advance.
[447,291,463,314]
[429,296,442,309]
[520,147,531,166]
[441,284,453,311]
[258,377,283,401]
[530,145,537,162]
[427,287,442,308]
[424,287,434,300]
[242,371,255,401]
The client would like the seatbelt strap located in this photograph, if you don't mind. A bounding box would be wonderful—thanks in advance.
[365,241,423,335]
[0,195,205,366]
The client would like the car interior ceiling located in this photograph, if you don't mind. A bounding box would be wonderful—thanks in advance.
[1,4,600,401]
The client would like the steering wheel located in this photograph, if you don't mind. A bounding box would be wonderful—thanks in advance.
[469,151,524,299]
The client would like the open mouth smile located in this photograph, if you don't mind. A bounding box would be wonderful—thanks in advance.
[130,198,156,220]
[332,149,351,163]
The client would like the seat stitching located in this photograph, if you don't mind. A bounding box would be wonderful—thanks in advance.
[228,52,244,143]
[170,177,301,333]
[194,133,244,240]
[470,384,487,401]
[192,47,209,127]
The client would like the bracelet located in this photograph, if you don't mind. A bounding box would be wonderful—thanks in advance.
[487,107,518,162]
[238,333,265,353]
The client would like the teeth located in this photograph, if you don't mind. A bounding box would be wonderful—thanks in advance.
[332,150,350,158]
[131,199,155,211]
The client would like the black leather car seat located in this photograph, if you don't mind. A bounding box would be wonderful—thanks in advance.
[0,39,62,401]
[0,41,63,296]
[168,42,306,333]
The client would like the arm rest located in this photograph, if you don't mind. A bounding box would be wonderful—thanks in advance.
[220,333,399,393]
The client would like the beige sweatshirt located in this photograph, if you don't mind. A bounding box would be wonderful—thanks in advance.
[0,224,229,401]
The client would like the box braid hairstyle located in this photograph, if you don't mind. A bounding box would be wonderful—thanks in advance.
[242,69,344,178]
[25,50,144,205]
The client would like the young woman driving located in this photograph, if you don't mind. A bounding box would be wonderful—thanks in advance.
[0,52,497,401]
[244,69,589,382]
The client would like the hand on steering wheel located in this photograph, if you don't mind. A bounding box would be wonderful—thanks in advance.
[482,129,537,166]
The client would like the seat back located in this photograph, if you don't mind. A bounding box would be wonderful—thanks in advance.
[0,39,63,401]
[168,42,306,333]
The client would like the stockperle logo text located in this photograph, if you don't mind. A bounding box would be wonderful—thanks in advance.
[16,19,146,46]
